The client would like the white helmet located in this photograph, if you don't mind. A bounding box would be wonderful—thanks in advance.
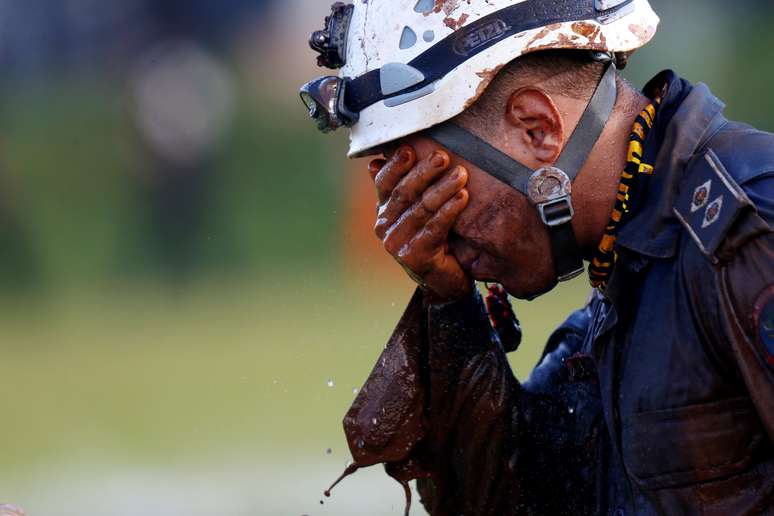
[300,0,660,284]
[300,0,659,157]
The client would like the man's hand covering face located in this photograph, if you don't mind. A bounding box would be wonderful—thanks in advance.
[370,145,473,302]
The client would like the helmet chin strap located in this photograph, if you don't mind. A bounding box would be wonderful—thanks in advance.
[426,60,618,283]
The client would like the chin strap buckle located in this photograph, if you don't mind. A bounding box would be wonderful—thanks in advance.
[538,196,575,227]
[528,166,574,223]
[529,167,585,282]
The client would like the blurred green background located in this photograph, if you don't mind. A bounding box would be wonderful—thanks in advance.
[0,1,771,515]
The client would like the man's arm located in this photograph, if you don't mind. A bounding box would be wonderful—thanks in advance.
[344,286,602,515]
[342,286,523,514]
[680,174,774,441]
[716,232,774,438]
[418,287,522,515]
[353,145,602,514]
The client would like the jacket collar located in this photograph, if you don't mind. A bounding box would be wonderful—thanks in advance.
[615,75,727,260]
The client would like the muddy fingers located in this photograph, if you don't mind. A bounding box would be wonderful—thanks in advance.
[370,143,473,302]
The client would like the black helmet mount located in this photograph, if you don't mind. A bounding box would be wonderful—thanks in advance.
[309,3,354,70]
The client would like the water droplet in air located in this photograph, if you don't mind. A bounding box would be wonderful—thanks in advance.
[568,407,575,414]
[352,387,359,395]
[327,379,335,388]
[372,417,378,425]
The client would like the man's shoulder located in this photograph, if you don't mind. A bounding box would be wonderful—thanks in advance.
[703,121,774,187]
[672,120,773,263]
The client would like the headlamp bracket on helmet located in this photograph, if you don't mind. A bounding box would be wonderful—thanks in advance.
[309,3,355,69]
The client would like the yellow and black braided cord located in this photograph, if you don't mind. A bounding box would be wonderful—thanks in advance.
[589,98,662,289]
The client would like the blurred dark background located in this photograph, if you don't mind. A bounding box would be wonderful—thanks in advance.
[0,1,771,515]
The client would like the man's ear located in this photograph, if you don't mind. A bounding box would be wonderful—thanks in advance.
[505,88,564,165]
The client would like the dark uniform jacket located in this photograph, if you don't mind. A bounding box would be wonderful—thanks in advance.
[342,75,774,515]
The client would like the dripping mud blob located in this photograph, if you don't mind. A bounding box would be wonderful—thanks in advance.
[324,462,414,516]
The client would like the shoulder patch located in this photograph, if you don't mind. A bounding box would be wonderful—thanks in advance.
[753,285,774,369]
[674,149,754,262]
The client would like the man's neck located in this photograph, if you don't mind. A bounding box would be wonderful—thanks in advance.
[571,81,651,259]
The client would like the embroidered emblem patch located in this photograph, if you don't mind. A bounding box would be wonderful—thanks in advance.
[702,196,724,228]
[673,150,753,260]
[691,180,711,213]
[754,286,774,368]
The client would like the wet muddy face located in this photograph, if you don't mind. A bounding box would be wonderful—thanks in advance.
[403,135,559,299]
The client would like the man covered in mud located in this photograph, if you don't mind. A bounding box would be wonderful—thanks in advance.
[300,1,774,514]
